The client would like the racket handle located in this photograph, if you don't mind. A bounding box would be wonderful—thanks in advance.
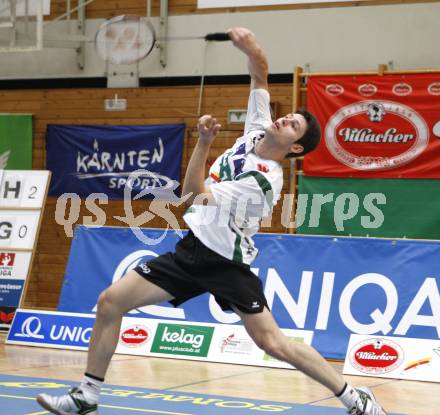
[204,32,230,42]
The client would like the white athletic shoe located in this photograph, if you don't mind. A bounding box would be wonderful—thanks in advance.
[348,387,387,415]
[36,387,98,415]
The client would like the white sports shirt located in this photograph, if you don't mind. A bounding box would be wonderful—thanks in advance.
[183,89,283,265]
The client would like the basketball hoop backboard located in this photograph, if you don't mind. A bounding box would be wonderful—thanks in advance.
[0,0,49,52]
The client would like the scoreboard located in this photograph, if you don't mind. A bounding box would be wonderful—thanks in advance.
[0,170,51,331]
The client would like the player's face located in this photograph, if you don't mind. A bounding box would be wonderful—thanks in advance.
[267,113,308,153]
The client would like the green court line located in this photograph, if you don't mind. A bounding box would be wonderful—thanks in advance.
[0,393,194,415]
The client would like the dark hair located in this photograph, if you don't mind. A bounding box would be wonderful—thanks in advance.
[285,108,321,158]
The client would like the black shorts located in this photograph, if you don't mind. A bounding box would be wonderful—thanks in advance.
[134,231,268,314]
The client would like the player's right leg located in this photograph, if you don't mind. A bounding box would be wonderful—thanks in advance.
[85,270,174,378]
[36,270,174,415]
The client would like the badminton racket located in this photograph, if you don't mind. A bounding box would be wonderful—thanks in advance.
[95,15,230,65]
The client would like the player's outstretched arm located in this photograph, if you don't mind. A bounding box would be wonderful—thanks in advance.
[228,27,268,91]
[182,115,221,205]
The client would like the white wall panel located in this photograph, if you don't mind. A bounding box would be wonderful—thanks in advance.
[0,3,438,79]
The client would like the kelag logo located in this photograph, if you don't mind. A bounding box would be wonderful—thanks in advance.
[151,323,214,357]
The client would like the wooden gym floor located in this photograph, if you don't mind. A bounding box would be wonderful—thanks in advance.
[1,334,437,414]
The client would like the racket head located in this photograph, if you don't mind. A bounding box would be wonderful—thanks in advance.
[95,15,156,65]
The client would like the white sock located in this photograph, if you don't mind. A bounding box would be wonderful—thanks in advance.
[79,374,103,404]
[337,383,361,410]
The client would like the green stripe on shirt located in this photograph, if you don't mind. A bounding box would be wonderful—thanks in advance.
[233,232,243,263]
[236,170,273,205]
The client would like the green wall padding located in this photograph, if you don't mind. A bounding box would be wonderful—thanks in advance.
[0,114,33,169]
[296,176,440,240]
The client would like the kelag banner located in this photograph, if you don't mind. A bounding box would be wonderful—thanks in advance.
[296,176,440,239]
[46,124,185,199]
[305,74,440,178]
[58,226,440,359]
[0,114,33,169]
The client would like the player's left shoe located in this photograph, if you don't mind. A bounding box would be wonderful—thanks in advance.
[36,387,98,415]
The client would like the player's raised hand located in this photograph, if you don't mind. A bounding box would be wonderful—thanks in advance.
[197,115,221,145]
[227,27,259,56]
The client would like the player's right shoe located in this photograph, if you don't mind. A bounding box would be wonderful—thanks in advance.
[36,387,98,415]
[348,387,387,415]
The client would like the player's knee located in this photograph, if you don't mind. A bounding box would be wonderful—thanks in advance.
[96,290,111,316]
[96,288,122,317]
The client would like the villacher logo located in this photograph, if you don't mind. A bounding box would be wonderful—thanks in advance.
[349,338,404,374]
[325,100,429,171]
[392,83,413,96]
[119,325,151,347]
[428,82,440,96]
[358,84,378,97]
[325,84,344,96]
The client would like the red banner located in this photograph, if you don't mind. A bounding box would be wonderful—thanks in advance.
[304,74,440,178]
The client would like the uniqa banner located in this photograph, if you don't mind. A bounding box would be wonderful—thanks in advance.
[0,114,33,170]
[46,124,185,199]
[57,226,440,360]
[305,74,440,178]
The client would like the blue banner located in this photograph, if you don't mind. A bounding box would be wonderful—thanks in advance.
[46,124,185,199]
[7,309,94,349]
[0,279,24,307]
[58,226,440,359]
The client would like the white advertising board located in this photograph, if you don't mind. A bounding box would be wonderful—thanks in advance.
[198,0,363,8]
[0,170,50,208]
[343,334,440,383]
[8,309,314,370]
[0,210,41,249]
[117,317,313,368]
[0,250,32,279]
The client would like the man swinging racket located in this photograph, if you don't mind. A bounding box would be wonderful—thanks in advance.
[37,27,387,415]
